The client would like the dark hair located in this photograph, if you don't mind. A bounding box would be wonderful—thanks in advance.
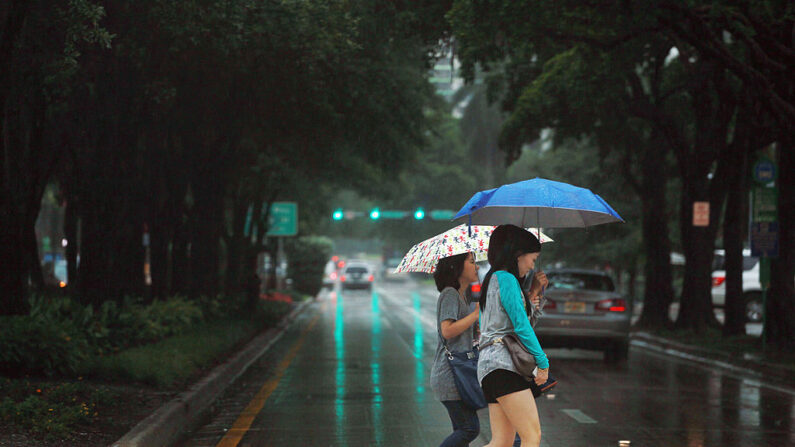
[480,225,541,310]
[433,252,470,292]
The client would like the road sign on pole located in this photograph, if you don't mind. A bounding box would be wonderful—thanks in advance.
[267,202,298,236]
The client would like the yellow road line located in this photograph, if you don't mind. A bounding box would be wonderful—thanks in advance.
[215,304,324,447]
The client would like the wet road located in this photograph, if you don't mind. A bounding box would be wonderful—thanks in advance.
[181,278,795,447]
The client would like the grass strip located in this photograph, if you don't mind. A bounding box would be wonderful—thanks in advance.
[81,319,261,388]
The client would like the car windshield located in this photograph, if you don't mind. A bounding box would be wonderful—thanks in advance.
[346,267,368,274]
[548,273,615,292]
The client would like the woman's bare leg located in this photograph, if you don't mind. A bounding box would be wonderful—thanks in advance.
[496,389,541,447]
[484,403,516,447]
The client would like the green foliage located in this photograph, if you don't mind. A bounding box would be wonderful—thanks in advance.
[285,236,334,297]
[0,294,269,377]
[112,297,205,347]
[0,315,89,377]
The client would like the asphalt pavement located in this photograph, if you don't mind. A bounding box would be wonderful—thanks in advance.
[112,278,795,447]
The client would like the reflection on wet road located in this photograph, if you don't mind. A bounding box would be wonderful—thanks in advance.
[181,278,795,447]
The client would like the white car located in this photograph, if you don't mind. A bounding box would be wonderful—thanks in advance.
[711,249,763,322]
[322,260,338,288]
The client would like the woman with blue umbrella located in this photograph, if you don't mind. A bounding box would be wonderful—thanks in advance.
[477,225,550,447]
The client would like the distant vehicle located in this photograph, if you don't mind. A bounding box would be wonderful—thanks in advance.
[340,262,375,291]
[323,260,338,288]
[534,269,631,363]
[382,257,405,281]
[711,249,763,322]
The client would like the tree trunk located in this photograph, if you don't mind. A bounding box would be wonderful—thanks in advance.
[224,198,249,296]
[764,138,795,351]
[676,180,722,332]
[24,221,43,289]
[64,199,79,289]
[170,216,191,296]
[636,138,674,329]
[722,120,752,336]
[189,180,224,298]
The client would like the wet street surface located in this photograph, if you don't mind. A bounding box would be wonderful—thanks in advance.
[180,277,795,447]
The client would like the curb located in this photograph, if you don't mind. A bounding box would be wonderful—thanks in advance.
[110,299,313,447]
[631,331,795,391]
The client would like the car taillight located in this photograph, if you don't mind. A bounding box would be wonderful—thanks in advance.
[471,284,481,293]
[712,276,725,287]
[338,261,346,269]
[368,275,374,282]
[596,298,627,312]
[543,299,556,310]
[330,272,337,280]
[340,275,346,282]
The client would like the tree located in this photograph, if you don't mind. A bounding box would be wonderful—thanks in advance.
[0,0,111,315]
[448,1,789,337]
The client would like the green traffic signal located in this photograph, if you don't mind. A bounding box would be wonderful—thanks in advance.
[414,208,425,220]
[332,209,343,221]
[370,208,380,220]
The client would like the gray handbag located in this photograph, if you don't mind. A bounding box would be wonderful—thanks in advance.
[500,333,538,381]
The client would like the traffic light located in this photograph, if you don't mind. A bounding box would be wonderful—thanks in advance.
[370,208,381,220]
[414,208,425,220]
[332,209,343,221]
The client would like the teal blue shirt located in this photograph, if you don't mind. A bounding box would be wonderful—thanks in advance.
[495,271,549,369]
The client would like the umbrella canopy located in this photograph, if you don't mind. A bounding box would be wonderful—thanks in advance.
[453,177,623,228]
[395,224,552,274]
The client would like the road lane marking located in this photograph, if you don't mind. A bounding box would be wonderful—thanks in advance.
[561,409,597,424]
[215,304,324,447]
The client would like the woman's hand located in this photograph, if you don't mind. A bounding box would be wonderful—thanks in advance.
[534,368,549,385]
[529,271,548,297]
[525,289,541,308]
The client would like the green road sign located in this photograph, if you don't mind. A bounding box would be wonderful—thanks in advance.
[267,202,298,236]
[751,186,778,223]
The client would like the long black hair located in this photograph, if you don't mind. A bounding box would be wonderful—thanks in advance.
[479,225,541,310]
[433,252,471,292]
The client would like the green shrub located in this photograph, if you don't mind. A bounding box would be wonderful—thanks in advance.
[112,296,204,346]
[0,316,89,376]
[285,235,333,297]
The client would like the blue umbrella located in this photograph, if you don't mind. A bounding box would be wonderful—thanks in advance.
[454,177,623,228]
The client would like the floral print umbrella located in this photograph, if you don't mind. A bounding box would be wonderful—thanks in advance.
[394,224,552,274]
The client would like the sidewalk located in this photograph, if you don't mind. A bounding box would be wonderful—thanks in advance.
[631,331,795,390]
[630,302,794,389]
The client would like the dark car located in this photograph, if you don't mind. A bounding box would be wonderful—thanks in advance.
[534,269,631,362]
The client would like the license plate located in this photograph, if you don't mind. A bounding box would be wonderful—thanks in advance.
[564,301,586,313]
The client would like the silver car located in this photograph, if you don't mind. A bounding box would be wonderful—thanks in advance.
[534,269,631,362]
[340,262,374,291]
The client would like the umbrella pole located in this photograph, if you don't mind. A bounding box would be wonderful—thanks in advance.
[536,208,545,302]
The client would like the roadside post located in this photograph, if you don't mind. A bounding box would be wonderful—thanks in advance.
[749,156,778,346]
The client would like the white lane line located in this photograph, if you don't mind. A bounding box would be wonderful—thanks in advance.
[561,409,597,424]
